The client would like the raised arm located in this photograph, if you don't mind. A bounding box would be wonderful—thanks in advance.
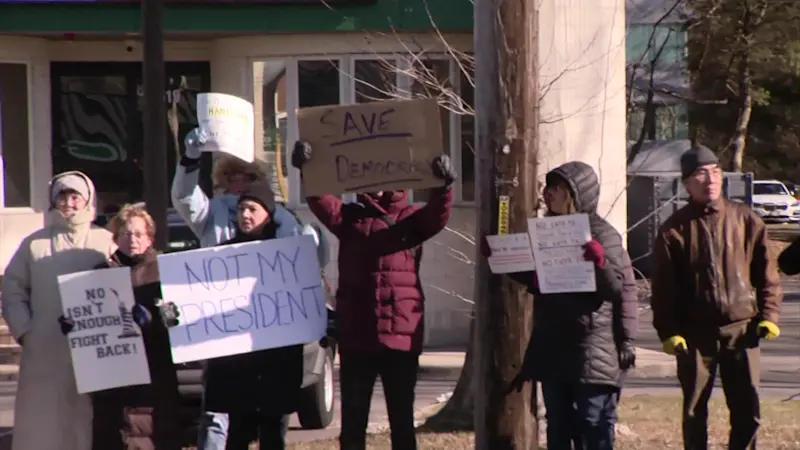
[407,186,453,242]
[650,233,680,341]
[1,239,33,344]
[306,195,346,237]
[750,216,782,324]
[171,129,212,239]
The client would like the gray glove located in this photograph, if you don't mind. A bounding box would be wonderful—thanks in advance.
[155,299,180,328]
[184,128,209,160]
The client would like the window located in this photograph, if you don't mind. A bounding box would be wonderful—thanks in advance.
[256,61,288,202]
[411,59,451,202]
[0,63,31,207]
[754,183,790,196]
[627,102,689,141]
[297,60,341,200]
[627,24,687,64]
[354,59,396,103]
[459,67,475,201]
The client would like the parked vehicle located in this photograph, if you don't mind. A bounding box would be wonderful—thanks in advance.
[94,208,338,445]
[752,180,800,223]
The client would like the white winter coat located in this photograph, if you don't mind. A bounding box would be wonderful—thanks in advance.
[2,171,116,450]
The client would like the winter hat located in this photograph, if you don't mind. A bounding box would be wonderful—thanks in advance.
[680,145,719,179]
[51,174,91,205]
[238,180,276,215]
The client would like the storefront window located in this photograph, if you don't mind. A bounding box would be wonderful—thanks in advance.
[298,60,341,200]
[256,61,288,202]
[354,59,397,103]
[411,59,451,203]
[0,63,31,207]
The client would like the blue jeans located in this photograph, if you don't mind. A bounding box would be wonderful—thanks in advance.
[541,382,620,450]
[197,411,289,450]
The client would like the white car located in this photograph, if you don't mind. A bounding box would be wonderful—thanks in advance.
[752,180,800,223]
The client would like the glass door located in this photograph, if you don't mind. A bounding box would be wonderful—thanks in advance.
[50,62,211,213]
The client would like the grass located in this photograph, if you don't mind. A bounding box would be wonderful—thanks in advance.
[284,395,800,450]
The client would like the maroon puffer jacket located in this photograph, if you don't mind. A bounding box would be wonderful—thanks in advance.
[307,187,453,355]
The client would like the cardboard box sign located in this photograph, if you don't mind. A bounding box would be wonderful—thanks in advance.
[297,98,445,196]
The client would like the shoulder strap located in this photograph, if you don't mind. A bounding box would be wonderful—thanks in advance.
[375,214,420,265]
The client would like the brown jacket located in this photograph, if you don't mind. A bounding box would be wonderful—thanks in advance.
[650,198,782,341]
[91,248,181,450]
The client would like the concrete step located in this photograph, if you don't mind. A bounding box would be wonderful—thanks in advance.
[0,346,21,366]
[0,365,16,382]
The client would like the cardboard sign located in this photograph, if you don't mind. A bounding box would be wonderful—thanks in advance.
[57,267,152,394]
[297,98,444,195]
[197,93,255,163]
[527,214,597,293]
[157,235,327,364]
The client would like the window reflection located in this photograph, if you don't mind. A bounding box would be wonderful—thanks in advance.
[257,61,288,202]
[355,59,396,103]
[460,67,475,201]
[298,60,341,199]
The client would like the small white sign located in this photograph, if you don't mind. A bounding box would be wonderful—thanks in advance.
[486,233,536,274]
[527,214,597,294]
[197,93,255,163]
[157,235,327,364]
[57,267,152,394]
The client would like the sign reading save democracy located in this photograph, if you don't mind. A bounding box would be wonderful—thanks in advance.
[157,235,327,364]
[297,98,444,196]
[57,267,152,394]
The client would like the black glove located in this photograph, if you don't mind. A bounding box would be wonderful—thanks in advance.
[292,141,313,170]
[58,315,75,335]
[431,154,458,185]
[619,341,636,371]
[157,300,180,328]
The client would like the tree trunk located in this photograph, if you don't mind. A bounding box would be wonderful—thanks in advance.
[423,318,476,431]
[728,53,752,172]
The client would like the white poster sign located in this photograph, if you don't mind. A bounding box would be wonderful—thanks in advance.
[527,214,597,294]
[157,235,327,364]
[57,267,152,394]
[197,93,255,163]
[486,233,536,274]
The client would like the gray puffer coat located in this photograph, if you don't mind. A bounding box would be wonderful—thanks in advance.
[517,161,638,387]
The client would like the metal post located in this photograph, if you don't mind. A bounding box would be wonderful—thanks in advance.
[473,0,539,446]
[142,0,168,250]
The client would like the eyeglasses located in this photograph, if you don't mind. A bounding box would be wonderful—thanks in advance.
[691,167,723,182]
[119,232,149,240]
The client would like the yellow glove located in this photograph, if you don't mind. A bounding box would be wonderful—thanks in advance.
[662,335,688,355]
[757,321,780,340]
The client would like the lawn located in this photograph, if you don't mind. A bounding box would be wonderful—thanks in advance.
[286,395,800,450]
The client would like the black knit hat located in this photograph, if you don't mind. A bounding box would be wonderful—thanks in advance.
[680,145,719,179]
[238,180,276,215]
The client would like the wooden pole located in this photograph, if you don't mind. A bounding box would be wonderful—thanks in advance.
[473,0,539,445]
[142,0,168,250]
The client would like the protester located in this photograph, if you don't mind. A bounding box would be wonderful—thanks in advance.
[480,161,638,450]
[291,141,455,450]
[202,180,304,450]
[1,171,117,450]
[650,145,782,449]
[58,204,182,450]
[172,128,321,449]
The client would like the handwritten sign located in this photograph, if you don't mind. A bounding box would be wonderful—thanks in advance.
[486,233,536,274]
[198,93,255,163]
[157,235,327,364]
[57,267,152,394]
[297,99,444,195]
[527,214,597,294]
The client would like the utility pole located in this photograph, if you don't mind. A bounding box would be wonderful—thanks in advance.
[142,0,169,250]
[473,0,539,446]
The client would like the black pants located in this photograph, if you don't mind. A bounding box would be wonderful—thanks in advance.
[224,412,287,450]
[339,349,419,450]
[677,325,760,450]
[541,382,620,450]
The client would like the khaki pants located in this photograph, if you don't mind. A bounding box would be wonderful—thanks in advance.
[677,321,761,450]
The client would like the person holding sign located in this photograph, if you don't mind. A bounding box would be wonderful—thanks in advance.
[58,204,182,450]
[481,162,638,450]
[1,172,117,450]
[200,180,304,450]
[172,128,321,449]
[292,141,456,450]
[650,146,782,449]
